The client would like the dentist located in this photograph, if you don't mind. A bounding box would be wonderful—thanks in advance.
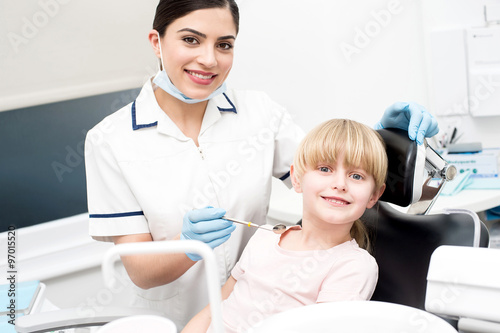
[84,0,438,329]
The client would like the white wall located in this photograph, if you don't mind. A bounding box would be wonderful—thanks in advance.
[0,0,158,111]
[228,0,500,147]
[228,0,429,133]
[3,0,498,144]
[422,0,500,148]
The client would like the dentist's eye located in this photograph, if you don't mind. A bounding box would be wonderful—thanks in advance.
[217,42,233,50]
[183,37,199,45]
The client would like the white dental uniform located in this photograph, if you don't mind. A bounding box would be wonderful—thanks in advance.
[84,79,304,329]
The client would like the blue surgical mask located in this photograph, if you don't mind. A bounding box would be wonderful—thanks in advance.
[153,33,226,104]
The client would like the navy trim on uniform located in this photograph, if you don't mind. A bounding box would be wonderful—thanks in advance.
[217,93,237,113]
[131,101,158,130]
[89,211,144,218]
[279,171,290,181]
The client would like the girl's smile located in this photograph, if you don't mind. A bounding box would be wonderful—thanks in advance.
[322,195,350,206]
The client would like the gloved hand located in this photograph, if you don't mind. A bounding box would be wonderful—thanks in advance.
[180,207,235,261]
[374,102,439,145]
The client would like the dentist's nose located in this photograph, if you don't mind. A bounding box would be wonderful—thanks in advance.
[197,46,217,68]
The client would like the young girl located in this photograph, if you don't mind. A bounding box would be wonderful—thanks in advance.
[183,119,388,332]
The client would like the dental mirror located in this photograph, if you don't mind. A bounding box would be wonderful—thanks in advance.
[223,216,288,234]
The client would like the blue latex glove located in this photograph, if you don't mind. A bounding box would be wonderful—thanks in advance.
[180,207,235,261]
[374,102,439,145]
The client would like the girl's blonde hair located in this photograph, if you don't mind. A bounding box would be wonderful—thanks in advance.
[293,119,388,251]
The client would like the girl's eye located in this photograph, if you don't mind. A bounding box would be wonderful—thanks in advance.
[218,42,233,50]
[319,166,331,173]
[183,37,199,45]
[350,173,363,180]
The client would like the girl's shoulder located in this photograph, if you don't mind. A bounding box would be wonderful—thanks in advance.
[334,240,378,267]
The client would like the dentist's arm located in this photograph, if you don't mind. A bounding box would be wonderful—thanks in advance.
[113,232,194,289]
[114,207,235,289]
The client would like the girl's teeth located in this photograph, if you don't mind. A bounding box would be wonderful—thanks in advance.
[325,198,348,205]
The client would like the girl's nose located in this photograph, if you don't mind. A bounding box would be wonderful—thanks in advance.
[330,175,347,192]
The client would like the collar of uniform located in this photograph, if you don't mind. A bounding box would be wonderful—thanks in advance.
[212,91,237,113]
[131,81,238,134]
[198,92,238,136]
[131,80,162,131]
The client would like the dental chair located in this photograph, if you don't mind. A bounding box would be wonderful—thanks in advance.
[362,129,490,312]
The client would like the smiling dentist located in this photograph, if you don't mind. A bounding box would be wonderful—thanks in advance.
[84,0,439,329]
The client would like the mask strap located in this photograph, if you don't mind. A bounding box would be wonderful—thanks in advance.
[157,32,166,71]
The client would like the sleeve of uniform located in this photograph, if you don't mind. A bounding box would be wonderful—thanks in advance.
[269,99,305,188]
[85,128,150,242]
[317,253,379,302]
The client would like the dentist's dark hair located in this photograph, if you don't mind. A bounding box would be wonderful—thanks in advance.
[153,0,239,36]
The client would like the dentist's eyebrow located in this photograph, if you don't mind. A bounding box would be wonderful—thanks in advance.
[178,28,206,38]
[218,35,236,41]
[178,28,235,41]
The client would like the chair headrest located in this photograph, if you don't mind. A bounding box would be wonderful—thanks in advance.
[376,128,420,207]
[376,128,457,213]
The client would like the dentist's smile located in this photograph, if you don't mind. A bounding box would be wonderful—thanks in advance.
[185,69,217,85]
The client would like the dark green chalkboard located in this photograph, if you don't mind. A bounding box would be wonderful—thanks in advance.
[0,88,140,231]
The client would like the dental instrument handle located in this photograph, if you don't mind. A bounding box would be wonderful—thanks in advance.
[222,216,288,234]
[222,216,261,229]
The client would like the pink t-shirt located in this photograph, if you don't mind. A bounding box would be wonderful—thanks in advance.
[211,226,378,333]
